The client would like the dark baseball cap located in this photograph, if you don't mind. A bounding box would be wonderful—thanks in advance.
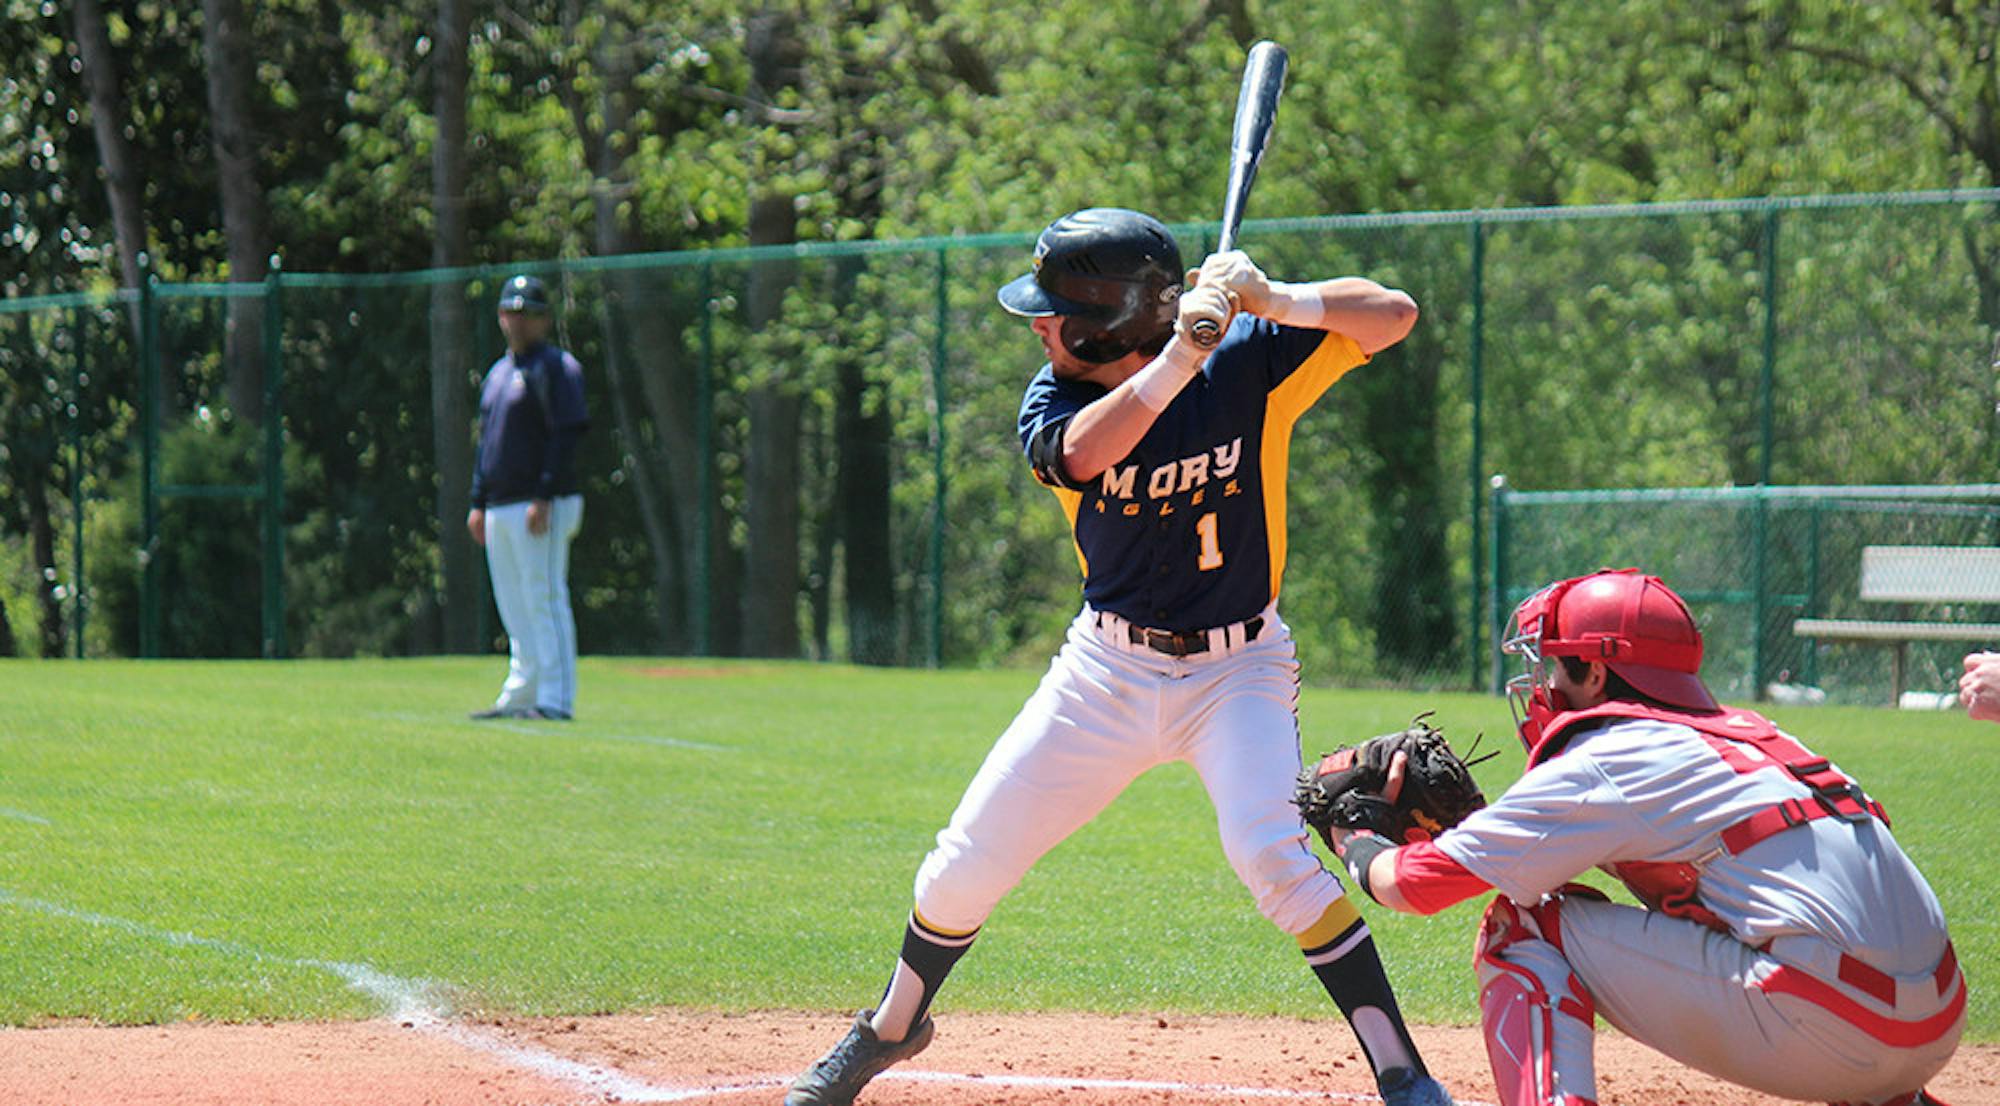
[497,274,550,314]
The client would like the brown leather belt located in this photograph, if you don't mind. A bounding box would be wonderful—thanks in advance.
[1126,616,1264,657]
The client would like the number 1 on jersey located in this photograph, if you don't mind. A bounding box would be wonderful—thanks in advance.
[1195,511,1224,570]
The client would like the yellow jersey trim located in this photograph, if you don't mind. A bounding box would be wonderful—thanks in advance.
[1260,332,1368,603]
[1051,485,1088,577]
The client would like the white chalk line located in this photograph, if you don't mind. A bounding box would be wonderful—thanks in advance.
[0,888,692,1103]
[0,888,1487,1105]
[618,1068,1440,1103]
[0,806,51,825]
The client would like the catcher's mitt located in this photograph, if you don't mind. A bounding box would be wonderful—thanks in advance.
[1294,712,1492,849]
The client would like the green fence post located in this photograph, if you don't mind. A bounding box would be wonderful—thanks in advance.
[1467,218,1487,691]
[261,254,286,659]
[1751,488,1770,699]
[1803,499,1822,687]
[696,261,715,657]
[1747,207,1781,699]
[139,255,160,659]
[1488,473,1509,694]
[1758,206,1780,487]
[70,306,88,658]
[928,247,949,669]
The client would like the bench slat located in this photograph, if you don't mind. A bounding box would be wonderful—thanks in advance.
[1792,618,2000,642]
[1860,546,2000,604]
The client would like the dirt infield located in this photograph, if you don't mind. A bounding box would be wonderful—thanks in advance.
[0,1011,1993,1105]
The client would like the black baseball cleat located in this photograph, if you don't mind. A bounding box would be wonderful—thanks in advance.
[468,707,511,720]
[784,1008,934,1106]
[1378,1067,1455,1106]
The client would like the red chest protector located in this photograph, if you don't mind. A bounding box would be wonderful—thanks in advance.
[1528,701,1890,933]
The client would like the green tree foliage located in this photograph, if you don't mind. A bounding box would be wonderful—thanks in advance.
[3,0,1996,681]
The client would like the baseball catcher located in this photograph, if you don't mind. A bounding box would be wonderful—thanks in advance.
[1315,569,1962,1106]
[1295,714,1491,854]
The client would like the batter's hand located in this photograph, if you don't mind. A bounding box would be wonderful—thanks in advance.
[527,499,552,536]
[1961,651,2000,722]
[467,508,486,547]
[1193,250,1274,318]
[1176,281,1238,344]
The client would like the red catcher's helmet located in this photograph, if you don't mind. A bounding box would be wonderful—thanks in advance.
[1507,568,1718,712]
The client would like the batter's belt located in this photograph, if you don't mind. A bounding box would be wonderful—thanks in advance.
[1090,607,1267,657]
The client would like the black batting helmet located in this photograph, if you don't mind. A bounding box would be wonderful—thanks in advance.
[997,208,1183,363]
[497,274,550,314]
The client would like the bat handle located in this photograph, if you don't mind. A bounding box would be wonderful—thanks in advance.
[1189,318,1223,349]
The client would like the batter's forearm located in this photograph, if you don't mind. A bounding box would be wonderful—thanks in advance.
[1060,338,1205,481]
[1060,388,1159,483]
[1268,278,1416,354]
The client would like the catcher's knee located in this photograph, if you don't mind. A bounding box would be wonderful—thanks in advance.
[1475,896,1600,1106]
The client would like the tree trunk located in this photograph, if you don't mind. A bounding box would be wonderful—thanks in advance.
[736,11,806,658]
[590,189,688,651]
[817,6,900,665]
[563,3,711,653]
[833,258,900,665]
[0,593,15,657]
[26,475,63,658]
[739,193,803,658]
[70,0,149,345]
[428,0,477,653]
[200,0,270,424]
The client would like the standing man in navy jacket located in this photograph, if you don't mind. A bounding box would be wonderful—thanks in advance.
[467,274,588,721]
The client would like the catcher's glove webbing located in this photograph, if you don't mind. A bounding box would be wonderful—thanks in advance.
[1294,712,1494,851]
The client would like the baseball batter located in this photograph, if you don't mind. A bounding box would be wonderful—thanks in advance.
[1327,569,1963,1106]
[786,208,1454,1106]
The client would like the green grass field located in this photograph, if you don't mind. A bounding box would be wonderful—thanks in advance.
[1,656,1993,1040]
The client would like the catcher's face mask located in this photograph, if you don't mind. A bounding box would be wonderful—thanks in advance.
[1503,581,1573,753]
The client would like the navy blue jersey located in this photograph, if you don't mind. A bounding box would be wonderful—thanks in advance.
[1017,316,1367,631]
[470,343,589,508]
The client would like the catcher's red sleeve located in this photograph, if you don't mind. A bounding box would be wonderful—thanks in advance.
[1392,841,1492,915]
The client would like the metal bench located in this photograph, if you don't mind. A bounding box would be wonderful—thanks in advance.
[1792,545,2000,703]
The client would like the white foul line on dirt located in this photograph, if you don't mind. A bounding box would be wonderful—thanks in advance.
[0,888,696,1103]
[0,888,1492,1106]
[889,1070,1402,1101]
[655,1069,1491,1104]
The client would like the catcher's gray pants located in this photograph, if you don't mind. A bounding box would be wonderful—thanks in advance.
[1477,892,1962,1106]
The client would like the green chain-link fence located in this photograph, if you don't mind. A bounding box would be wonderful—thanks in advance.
[1490,482,2000,705]
[2,189,1997,688]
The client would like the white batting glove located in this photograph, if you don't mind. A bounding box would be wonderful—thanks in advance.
[1195,250,1331,328]
[1174,281,1239,342]
[1195,250,1275,317]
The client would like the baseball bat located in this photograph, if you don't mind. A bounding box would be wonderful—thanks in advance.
[1190,40,1288,349]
